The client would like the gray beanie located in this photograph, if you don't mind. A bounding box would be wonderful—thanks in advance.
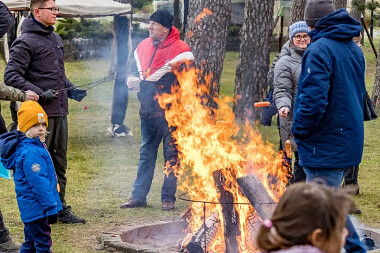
[304,0,336,27]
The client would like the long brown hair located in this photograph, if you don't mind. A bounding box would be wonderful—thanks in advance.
[256,182,353,253]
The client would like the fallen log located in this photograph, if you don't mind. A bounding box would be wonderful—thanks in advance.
[186,212,221,253]
[213,170,240,253]
[236,173,276,220]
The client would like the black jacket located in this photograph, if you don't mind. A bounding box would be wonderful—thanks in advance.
[4,15,74,117]
[0,1,14,38]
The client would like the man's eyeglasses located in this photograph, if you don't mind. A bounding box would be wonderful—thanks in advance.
[293,34,310,41]
[38,7,59,14]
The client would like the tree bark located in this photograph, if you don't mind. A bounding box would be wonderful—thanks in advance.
[173,0,182,29]
[372,47,380,113]
[185,0,232,108]
[334,0,348,9]
[290,0,307,23]
[233,0,274,120]
[350,0,366,20]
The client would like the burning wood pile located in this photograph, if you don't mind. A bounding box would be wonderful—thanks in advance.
[157,63,289,253]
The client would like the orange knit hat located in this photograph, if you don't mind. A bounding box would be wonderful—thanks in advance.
[17,101,48,133]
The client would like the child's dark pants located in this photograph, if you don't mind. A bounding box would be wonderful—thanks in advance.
[21,218,52,253]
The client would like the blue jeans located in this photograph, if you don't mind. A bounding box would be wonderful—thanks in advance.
[131,112,179,203]
[21,218,52,253]
[304,167,366,253]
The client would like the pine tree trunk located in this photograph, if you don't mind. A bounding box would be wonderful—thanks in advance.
[233,0,275,120]
[173,0,182,29]
[334,0,348,9]
[185,0,232,107]
[350,0,366,20]
[290,0,307,23]
[372,48,380,113]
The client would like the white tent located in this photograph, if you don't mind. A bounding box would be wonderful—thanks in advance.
[2,0,131,17]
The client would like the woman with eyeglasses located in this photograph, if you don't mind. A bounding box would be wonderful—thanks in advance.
[273,21,311,184]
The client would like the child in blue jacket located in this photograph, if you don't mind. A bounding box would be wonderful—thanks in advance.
[0,101,62,252]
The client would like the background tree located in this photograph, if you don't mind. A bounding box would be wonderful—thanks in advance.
[185,0,232,107]
[234,0,275,120]
[334,0,348,9]
[372,50,380,113]
[290,0,307,23]
[350,0,366,20]
[173,0,181,29]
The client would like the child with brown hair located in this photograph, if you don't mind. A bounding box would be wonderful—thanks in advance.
[0,101,62,252]
[256,183,353,253]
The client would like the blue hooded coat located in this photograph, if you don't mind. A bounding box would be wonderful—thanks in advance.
[0,131,62,223]
[292,9,366,168]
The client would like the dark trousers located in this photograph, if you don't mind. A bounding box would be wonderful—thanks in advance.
[0,208,10,244]
[45,116,70,213]
[0,114,7,135]
[131,112,179,203]
[293,152,306,183]
[21,218,52,253]
[111,78,128,125]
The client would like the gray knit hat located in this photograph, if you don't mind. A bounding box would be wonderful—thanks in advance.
[289,21,310,40]
[304,0,336,27]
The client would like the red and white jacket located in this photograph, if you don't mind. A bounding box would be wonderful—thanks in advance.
[133,27,193,114]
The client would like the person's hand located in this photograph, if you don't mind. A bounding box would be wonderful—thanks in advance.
[39,89,58,104]
[47,214,58,224]
[279,107,290,118]
[126,76,140,92]
[68,88,87,102]
[25,90,39,101]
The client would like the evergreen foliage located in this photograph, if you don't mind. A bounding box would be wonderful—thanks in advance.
[56,18,113,40]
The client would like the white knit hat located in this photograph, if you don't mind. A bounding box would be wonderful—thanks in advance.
[289,21,310,40]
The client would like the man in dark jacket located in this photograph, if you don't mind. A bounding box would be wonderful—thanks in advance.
[120,10,193,211]
[292,0,366,252]
[4,0,86,223]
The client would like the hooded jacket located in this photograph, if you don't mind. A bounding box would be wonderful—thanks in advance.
[0,131,62,223]
[274,44,305,151]
[292,9,366,168]
[133,26,193,114]
[4,15,74,117]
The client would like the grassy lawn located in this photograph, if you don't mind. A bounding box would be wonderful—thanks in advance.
[0,40,379,252]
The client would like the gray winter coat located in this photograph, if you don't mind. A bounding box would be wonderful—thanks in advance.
[4,15,74,117]
[273,45,305,151]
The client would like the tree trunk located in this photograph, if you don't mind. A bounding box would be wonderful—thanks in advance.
[173,0,182,29]
[233,0,274,120]
[350,0,366,20]
[372,47,380,113]
[290,0,307,23]
[185,0,232,108]
[334,0,348,9]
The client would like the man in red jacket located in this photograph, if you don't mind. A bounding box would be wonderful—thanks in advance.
[121,9,193,211]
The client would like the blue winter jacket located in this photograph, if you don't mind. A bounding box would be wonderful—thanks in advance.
[292,9,366,168]
[0,131,62,223]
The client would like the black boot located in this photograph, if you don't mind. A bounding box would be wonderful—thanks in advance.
[58,211,86,224]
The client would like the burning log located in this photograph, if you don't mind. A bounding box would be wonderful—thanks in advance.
[246,211,262,247]
[213,170,240,253]
[186,212,221,253]
[237,174,276,220]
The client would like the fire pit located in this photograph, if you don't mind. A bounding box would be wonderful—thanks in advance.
[101,221,380,252]
[101,220,187,253]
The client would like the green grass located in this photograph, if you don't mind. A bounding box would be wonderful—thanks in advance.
[0,37,379,252]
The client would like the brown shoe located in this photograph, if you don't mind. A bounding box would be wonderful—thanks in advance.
[162,201,175,211]
[0,238,21,251]
[120,198,147,209]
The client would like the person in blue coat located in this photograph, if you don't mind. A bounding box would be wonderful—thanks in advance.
[292,0,366,252]
[292,1,367,252]
[0,101,62,252]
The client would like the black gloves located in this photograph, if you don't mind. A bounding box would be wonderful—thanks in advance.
[39,89,58,104]
[47,214,58,224]
[68,88,87,102]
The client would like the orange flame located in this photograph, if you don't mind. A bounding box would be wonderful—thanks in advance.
[195,8,213,23]
[158,62,288,252]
